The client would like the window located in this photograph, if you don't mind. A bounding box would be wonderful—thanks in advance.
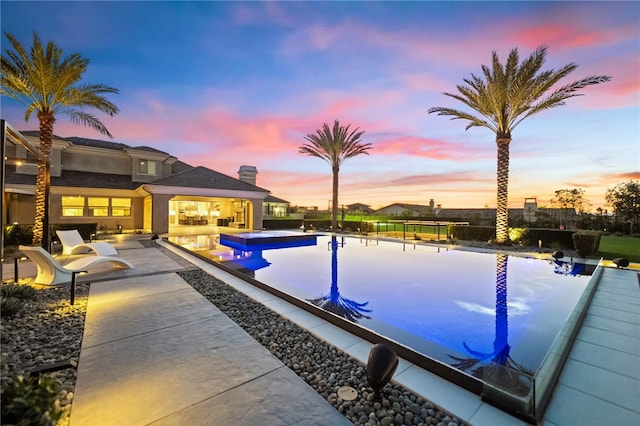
[62,196,85,216]
[111,198,131,217]
[61,196,131,217]
[138,159,157,175]
[88,197,109,216]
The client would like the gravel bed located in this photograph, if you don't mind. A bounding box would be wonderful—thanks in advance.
[178,268,466,426]
[1,282,89,426]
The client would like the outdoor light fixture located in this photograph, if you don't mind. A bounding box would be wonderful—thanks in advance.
[552,251,564,260]
[14,256,26,282]
[613,258,629,269]
[366,343,398,399]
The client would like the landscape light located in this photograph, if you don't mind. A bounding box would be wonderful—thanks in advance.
[366,343,398,399]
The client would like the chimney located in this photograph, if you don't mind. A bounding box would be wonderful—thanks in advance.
[238,165,258,186]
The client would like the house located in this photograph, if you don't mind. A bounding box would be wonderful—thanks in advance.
[346,203,374,214]
[3,131,275,235]
[263,194,290,218]
[375,203,432,217]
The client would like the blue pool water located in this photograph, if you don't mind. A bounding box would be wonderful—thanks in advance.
[170,233,592,374]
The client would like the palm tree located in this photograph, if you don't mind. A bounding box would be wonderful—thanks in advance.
[1,32,119,247]
[428,46,610,244]
[299,120,371,232]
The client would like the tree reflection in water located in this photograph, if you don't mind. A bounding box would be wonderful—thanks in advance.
[449,253,534,395]
[307,236,372,322]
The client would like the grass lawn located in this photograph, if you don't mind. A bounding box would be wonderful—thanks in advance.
[598,235,640,262]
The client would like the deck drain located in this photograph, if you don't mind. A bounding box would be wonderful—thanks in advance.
[337,385,358,401]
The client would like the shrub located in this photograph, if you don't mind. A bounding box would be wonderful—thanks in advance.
[448,225,495,241]
[1,284,37,300]
[1,296,24,317]
[263,219,304,230]
[573,231,603,257]
[1,375,62,426]
[521,229,576,249]
[3,224,34,246]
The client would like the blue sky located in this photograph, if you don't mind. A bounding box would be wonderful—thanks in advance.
[1,1,638,210]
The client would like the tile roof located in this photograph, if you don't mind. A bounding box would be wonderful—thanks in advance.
[3,167,139,189]
[148,166,269,192]
[265,194,290,203]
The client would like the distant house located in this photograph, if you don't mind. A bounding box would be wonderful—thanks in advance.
[346,203,374,214]
[263,194,290,218]
[3,131,283,235]
[372,198,577,228]
[375,203,432,217]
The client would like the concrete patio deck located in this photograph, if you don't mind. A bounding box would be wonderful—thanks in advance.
[3,234,639,425]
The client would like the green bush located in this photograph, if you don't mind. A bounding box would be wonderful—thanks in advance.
[1,297,24,317]
[1,375,62,426]
[263,219,304,230]
[448,225,495,241]
[521,229,576,249]
[573,231,603,257]
[1,284,37,300]
[3,224,34,246]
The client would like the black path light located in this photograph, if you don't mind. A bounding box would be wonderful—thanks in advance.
[552,251,564,260]
[366,343,399,399]
[613,258,629,269]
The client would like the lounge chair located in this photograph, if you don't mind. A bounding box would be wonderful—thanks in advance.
[19,245,134,285]
[56,230,118,256]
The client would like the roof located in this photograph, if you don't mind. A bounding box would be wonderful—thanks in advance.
[3,167,139,189]
[10,131,277,196]
[264,194,290,204]
[148,166,269,192]
[21,131,172,156]
[376,203,431,213]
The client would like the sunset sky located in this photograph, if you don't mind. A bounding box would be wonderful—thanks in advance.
[1,1,638,211]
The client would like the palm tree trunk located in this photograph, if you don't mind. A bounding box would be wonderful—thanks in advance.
[33,112,54,246]
[331,164,339,231]
[496,137,511,244]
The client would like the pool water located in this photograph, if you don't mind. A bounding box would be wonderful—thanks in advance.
[170,233,592,374]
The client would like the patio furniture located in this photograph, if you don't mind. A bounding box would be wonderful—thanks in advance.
[19,245,134,285]
[56,229,118,256]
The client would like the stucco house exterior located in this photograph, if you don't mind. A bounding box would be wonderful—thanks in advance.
[3,131,276,235]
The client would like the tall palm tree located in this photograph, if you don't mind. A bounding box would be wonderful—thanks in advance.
[1,32,119,247]
[428,46,610,244]
[299,120,371,231]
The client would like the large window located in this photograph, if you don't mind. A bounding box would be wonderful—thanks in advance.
[111,198,131,216]
[62,196,85,217]
[88,197,109,216]
[61,196,131,217]
[138,159,157,175]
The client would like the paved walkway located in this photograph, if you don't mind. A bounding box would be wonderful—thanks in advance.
[65,240,350,426]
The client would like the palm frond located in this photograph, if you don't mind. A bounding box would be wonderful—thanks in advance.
[428,45,611,136]
[1,31,119,136]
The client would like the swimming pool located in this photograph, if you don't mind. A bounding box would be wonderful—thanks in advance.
[168,232,601,421]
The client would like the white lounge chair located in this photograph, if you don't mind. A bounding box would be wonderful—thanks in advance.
[56,230,118,256]
[19,245,134,285]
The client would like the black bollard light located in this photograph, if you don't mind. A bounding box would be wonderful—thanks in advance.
[613,258,629,269]
[366,343,398,399]
[552,250,564,260]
